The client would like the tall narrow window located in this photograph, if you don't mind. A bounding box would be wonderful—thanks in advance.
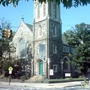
[55,4,57,18]
[39,44,45,58]
[49,2,51,16]
[53,65,58,72]
[52,26,55,35]
[38,25,42,37]
[37,6,40,19]
[39,27,42,35]
[43,3,46,16]
[19,38,27,58]
[53,4,57,18]
[52,26,57,37]
[63,58,70,71]
[53,45,57,54]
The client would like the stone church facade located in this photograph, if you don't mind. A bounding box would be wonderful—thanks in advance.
[11,0,79,79]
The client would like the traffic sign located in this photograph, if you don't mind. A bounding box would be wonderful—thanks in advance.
[8,66,13,71]
[9,70,12,74]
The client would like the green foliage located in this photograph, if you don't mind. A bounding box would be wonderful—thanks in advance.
[2,60,13,71]
[13,59,22,71]
[0,0,90,8]
[20,74,29,82]
[64,23,90,76]
[20,75,26,82]
[79,75,84,78]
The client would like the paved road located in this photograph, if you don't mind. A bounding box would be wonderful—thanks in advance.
[0,81,90,90]
[0,85,90,90]
[64,85,90,90]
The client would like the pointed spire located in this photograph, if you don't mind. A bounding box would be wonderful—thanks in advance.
[21,15,24,22]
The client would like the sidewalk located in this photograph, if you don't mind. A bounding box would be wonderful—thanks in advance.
[0,81,83,88]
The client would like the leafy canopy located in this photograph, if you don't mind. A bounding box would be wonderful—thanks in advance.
[0,0,90,8]
[64,23,90,75]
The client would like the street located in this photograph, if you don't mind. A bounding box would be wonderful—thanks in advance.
[0,85,90,90]
[0,81,90,90]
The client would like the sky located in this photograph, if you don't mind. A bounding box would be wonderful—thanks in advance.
[0,1,90,33]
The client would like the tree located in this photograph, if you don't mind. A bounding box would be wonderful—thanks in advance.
[0,18,14,76]
[2,60,13,77]
[0,18,12,59]
[0,18,11,30]
[64,23,90,82]
[0,0,90,8]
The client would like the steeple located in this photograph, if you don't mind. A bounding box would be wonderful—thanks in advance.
[21,15,24,22]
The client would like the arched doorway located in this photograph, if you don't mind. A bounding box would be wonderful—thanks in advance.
[63,57,70,71]
[39,60,43,75]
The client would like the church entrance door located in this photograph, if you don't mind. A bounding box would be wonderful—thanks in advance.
[39,61,43,75]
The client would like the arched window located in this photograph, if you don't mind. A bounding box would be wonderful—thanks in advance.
[18,38,27,58]
[39,44,45,58]
[39,27,42,36]
[52,26,57,37]
[55,4,57,18]
[53,45,57,54]
[49,2,51,16]
[63,57,70,71]
[53,3,57,18]
[53,64,58,72]
[37,6,40,19]
[38,25,42,37]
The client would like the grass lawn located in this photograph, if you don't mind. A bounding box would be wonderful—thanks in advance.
[43,77,84,83]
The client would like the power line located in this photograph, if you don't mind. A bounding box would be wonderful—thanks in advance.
[10,25,75,28]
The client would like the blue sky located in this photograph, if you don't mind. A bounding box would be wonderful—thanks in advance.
[0,1,90,33]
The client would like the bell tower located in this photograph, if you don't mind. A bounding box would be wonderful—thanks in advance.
[33,0,62,79]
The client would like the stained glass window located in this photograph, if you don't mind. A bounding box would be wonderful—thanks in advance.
[19,38,27,58]
[39,44,45,58]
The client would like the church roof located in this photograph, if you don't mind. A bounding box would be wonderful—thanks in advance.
[26,23,33,31]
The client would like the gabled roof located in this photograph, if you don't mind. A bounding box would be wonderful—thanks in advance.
[26,23,33,31]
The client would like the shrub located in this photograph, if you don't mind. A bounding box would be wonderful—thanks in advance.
[2,61,13,77]
[79,75,84,78]
[20,75,26,82]
[20,73,30,82]
[2,61,13,71]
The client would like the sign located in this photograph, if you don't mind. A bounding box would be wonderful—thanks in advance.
[65,73,71,77]
[8,66,13,71]
[50,69,54,76]
[9,70,12,74]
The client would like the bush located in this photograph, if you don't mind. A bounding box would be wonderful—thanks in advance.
[2,61,13,77]
[79,75,84,78]
[20,73,30,82]
[20,75,26,82]
[25,72,30,79]
[2,61,13,71]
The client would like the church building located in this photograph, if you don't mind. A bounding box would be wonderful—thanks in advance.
[11,0,79,80]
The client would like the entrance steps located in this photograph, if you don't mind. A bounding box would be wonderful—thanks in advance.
[26,75,43,83]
